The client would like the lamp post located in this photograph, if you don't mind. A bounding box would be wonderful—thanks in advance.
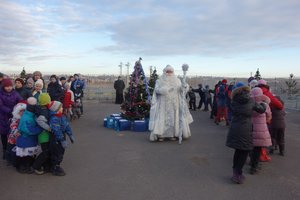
[125,62,130,87]
[118,62,123,76]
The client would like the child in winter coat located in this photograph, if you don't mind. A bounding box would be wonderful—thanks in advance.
[48,101,74,176]
[226,82,266,184]
[31,93,52,174]
[16,97,42,173]
[203,85,212,111]
[215,83,228,125]
[6,102,27,166]
[0,79,23,159]
[258,79,283,162]
[63,83,74,117]
[187,86,196,111]
[249,87,272,174]
[32,79,44,101]
[269,96,286,156]
[73,85,84,116]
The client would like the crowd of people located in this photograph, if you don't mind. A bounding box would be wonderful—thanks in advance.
[187,76,286,184]
[0,69,287,183]
[0,71,85,176]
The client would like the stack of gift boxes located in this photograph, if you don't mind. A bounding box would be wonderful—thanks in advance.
[103,113,149,132]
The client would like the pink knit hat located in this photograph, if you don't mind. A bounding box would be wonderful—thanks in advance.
[258,79,267,86]
[251,87,270,103]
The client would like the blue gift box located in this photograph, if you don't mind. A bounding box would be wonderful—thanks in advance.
[119,119,131,131]
[132,120,149,132]
[111,113,121,118]
[106,117,115,129]
[103,118,107,127]
[113,117,122,131]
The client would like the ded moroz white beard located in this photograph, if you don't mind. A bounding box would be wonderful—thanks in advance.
[160,65,181,88]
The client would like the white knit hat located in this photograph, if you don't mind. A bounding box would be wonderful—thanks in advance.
[48,101,62,112]
[35,79,44,87]
[249,79,258,88]
[12,103,27,119]
[27,97,37,105]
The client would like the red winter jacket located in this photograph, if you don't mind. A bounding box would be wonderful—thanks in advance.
[260,86,283,110]
[63,90,74,109]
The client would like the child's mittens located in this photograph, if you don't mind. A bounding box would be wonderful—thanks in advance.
[61,140,68,149]
[68,135,75,144]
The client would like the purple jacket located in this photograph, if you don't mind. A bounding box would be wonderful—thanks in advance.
[0,89,22,135]
[252,104,272,147]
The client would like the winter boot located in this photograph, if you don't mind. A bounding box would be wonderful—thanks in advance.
[249,167,258,175]
[238,171,245,183]
[231,169,241,184]
[279,144,285,156]
[260,148,271,162]
[52,165,66,176]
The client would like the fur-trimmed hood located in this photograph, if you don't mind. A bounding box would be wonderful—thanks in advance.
[231,86,251,104]
[231,85,250,99]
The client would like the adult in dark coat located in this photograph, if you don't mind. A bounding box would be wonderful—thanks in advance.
[270,96,286,155]
[47,75,64,102]
[114,76,125,104]
[0,79,22,159]
[14,78,32,100]
[226,82,266,184]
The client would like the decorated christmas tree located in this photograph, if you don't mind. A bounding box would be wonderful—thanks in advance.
[121,58,151,120]
[148,68,159,96]
[285,73,298,97]
[254,68,262,80]
[20,67,26,79]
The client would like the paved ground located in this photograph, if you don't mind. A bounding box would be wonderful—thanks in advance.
[1,101,300,200]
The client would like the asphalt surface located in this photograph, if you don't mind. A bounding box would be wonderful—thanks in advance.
[0,101,300,200]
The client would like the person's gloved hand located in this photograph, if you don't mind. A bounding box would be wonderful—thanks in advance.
[69,135,75,144]
[61,140,68,149]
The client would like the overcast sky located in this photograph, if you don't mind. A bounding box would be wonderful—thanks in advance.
[1,0,300,77]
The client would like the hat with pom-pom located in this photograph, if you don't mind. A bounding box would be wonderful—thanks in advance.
[12,103,27,119]
[48,101,62,112]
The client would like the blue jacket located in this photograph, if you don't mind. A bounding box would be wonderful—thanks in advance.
[17,110,42,148]
[217,85,227,107]
[49,112,73,141]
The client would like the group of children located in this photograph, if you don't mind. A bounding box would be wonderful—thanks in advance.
[187,84,212,111]
[223,78,286,184]
[187,76,286,184]
[0,72,83,176]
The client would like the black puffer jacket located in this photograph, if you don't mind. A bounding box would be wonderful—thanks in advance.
[226,86,266,150]
[47,81,64,102]
[15,87,32,100]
